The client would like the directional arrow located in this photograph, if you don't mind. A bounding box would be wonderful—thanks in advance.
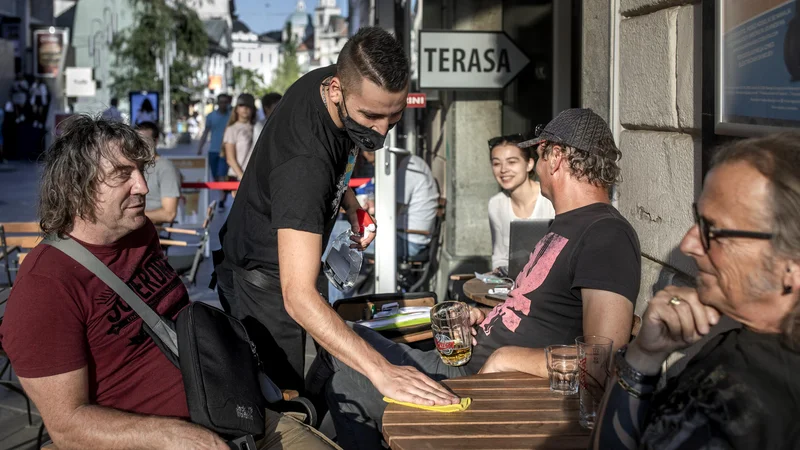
[418,31,530,89]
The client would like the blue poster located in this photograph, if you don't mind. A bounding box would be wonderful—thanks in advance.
[722,0,800,126]
[129,91,160,126]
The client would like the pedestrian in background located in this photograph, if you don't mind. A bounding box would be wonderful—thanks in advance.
[197,93,232,210]
[102,98,123,122]
[223,93,256,187]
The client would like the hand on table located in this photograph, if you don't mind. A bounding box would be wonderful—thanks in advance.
[372,363,460,406]
[628,286,721,375]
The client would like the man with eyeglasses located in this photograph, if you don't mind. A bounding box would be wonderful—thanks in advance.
[592,133,800,449]
[308,108,643,449]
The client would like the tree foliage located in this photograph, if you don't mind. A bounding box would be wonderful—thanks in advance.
[267,26,302,95]
[232,67,267,98]
[110,0,208,106]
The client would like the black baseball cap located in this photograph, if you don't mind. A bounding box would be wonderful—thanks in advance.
[518,108,618,155]
[236,93,256,109]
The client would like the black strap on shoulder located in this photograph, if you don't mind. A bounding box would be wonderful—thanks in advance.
[42,236,180,360]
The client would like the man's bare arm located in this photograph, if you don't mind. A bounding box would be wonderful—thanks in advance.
[581,288,634,352]
[19,368,227,450]
[277,228,458,406]
[144,197,178,225]
[478,289,633,376]
[196,126,210,155]
[224,143,244,179]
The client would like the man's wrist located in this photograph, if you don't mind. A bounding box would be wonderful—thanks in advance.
[625,342,667,376]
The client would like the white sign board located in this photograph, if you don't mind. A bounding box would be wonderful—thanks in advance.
[65,67,96,97]
[419,31,530,89]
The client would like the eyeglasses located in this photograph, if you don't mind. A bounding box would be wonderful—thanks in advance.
[692,203,773,251]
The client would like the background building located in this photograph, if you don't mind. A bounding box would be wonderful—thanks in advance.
[231,19,281,88]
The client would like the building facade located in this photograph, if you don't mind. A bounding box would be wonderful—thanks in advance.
[231,19,281,88]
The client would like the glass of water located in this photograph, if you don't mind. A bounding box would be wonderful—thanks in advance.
[545,345,579,395]
[576,335,613,429]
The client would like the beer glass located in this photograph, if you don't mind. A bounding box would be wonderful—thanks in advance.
[576,335,613,429]
[545,345,579,395]
[430,301,472,366]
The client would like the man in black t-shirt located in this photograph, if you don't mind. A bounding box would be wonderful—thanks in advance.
[593,133,800,449]
[215,27,459,408]
[308,108,642,449]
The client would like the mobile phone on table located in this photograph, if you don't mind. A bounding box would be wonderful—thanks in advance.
[228,435,257,450]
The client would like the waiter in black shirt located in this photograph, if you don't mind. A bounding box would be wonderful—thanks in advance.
[215,27,459,407]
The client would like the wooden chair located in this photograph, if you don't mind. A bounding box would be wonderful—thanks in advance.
[157,201,216,285]
[0,222,42,286]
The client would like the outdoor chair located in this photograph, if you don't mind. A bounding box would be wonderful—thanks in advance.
[396,197,446,293]
[0,222,42,286]
[158,201,216,285]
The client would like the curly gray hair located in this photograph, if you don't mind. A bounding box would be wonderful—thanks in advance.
[540,141,622,189]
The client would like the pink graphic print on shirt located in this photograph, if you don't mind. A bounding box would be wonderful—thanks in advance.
[480,232,569,335]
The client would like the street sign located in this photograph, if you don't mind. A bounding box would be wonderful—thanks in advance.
[406,93,427,108]
[418,31,530,89]
[65,67,96,97]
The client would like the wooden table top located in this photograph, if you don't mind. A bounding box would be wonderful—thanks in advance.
[462,278,503,308]
[382,372,590,449]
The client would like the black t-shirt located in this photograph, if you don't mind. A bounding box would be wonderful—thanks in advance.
[641,328,800,449]
[467,202,641,372]
[221,66,356,272]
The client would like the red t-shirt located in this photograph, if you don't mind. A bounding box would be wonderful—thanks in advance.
[0,222,190,418]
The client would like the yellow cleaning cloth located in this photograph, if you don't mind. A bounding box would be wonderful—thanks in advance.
[383,396,471,412]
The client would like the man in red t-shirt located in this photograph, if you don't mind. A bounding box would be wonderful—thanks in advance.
[0,116,337,449]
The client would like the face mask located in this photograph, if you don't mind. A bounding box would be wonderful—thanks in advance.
[336,93,394,152]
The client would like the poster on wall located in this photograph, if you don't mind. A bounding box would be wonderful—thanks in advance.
[33,28,68,78]
[129,91,160,126]
[717,0,800,136]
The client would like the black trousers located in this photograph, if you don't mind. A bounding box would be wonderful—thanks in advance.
[215,261,309,392]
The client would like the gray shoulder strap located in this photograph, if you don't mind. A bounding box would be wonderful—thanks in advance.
[42,236,179,358]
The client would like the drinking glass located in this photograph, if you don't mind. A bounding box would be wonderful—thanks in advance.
[430,301,472,366]
[576,335,613,429]
[545,345,579,395]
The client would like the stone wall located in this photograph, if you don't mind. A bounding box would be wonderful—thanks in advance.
[582,0,742,373]
[583,0,703,314]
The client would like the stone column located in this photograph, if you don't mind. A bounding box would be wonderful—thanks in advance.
[434,0,503,299]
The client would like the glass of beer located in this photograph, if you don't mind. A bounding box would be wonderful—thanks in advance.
[545,345,579,395]
[430,301,472,366]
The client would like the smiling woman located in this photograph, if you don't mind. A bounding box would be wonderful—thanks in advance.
[39,115,154,238]
[487,134,555,271]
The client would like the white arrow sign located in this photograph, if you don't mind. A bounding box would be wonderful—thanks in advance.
[418,31,530,89]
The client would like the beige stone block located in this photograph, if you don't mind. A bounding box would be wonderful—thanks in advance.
[620,9,678,129]
[621,0,694,17]
[582,0,611,121]
[677,4,702,131]
[618,130,701,274]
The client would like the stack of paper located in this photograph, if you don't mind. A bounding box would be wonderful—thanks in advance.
[358,306,432,331]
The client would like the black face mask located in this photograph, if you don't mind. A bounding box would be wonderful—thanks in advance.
[336,93,395,152]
